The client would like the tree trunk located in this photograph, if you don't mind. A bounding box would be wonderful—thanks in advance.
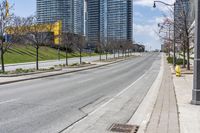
[99,53,102,61]
[118,50,119,58]
[183,44,186,68]
[58,47,60,60]
[128,49,130,57]
[114,50,115,59]
[106,52,108,60]
[65,47,68,66]
[36,46,39,70]
[99,50,102,61]
[80,49,82,64]
[186,42,190,70]
[0,43,5,72]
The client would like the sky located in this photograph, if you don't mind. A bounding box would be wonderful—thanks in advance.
[8,0,175,50]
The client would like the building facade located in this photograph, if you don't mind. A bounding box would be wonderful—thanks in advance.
[74,0,84,35]
[37,0,84,35]
[87,0,133,44]
[86,0,101,43]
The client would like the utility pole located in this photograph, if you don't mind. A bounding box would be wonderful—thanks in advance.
[192,0,200,105]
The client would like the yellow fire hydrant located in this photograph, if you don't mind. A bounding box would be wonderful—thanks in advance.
[175,65,181,77]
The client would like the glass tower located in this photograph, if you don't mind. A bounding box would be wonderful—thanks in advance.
[87,0,133,43]
[37,0,84,35]
[74,0,84,35]
[87,0,101,43]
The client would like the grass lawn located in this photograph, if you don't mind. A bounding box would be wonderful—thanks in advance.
[4,45,98,64]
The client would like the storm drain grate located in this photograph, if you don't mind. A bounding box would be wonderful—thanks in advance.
[109,123,139,133]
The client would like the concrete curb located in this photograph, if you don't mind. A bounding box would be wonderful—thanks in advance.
[0,58,127,85]
[128,53,164,133]
[0,69,62,77]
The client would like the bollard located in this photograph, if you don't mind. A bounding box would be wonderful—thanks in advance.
[175,65,181,77]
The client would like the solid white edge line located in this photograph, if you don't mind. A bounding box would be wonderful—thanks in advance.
[128,53,164,133]
[63,70,149,132]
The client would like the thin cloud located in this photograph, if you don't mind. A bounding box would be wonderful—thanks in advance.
[134,0,175,12]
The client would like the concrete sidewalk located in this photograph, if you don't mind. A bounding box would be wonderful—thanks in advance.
[173,74,200,133]
[129,54,200,133]
[128,54,180,133]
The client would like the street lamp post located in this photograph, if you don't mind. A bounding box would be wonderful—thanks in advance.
[153,1,176,67]
[192,0,200,105]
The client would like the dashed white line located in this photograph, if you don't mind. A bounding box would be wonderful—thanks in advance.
[0,99,19,105]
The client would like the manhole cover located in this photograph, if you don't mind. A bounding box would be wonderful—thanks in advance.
[109,123,139,133]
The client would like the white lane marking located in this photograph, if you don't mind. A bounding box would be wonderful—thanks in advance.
[90,72,147,115]
[63,72,148,132]
[0,99,19,105]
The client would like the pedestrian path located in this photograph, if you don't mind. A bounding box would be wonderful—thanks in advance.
[173,74,200,133]
[145,61,179,133]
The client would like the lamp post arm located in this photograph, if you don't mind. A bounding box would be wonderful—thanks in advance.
[154,1,174,7]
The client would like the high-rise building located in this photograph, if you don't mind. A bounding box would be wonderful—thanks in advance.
[74,0,84,35]
[87,0,101,43]
[87,0,133,43]
[37,0,84,35]
[127,0,133,41]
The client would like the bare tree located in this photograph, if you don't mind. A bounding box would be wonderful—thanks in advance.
[104,38,113,60]
[120,39,129,58]
[157,0,193,70]
[21,16,54,70]
[170,0,193,69]
[95,39,104,61]
[127,40,133,56]
[174,0,194,70]
[0,0,14,72]
[60,32,75,66]
[116,39,123,58]
[157,18,174,57]
[109,38,117,59]
[74,34,86,64]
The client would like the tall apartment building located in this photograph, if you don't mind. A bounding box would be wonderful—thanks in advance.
[37,0,84,35]
[74,0,84,35]
[87,0,133,43]
[86,0,101,43]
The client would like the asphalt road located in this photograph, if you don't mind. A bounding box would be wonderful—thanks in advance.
[0,53,161,133]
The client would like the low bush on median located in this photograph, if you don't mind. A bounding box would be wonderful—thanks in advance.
[0,67,56,75]
[167,57,187,65]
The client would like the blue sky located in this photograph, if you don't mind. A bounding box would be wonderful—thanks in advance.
[133,0,175,50]
[9,0,36,17]
[9,0,175,50]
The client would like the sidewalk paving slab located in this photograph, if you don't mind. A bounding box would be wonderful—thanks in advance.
[173,74,200,133]
[145,60,180,133]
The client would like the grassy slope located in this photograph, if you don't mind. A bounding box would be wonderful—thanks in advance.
[4,45,97,64]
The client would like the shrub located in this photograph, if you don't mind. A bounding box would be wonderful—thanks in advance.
[49,67,55,70]
[15,68,24,73]
[71,63,79,66]
[0,70,7,74]
[176,58,187,65]
[82,62,90,65]
[167,57,187,65]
